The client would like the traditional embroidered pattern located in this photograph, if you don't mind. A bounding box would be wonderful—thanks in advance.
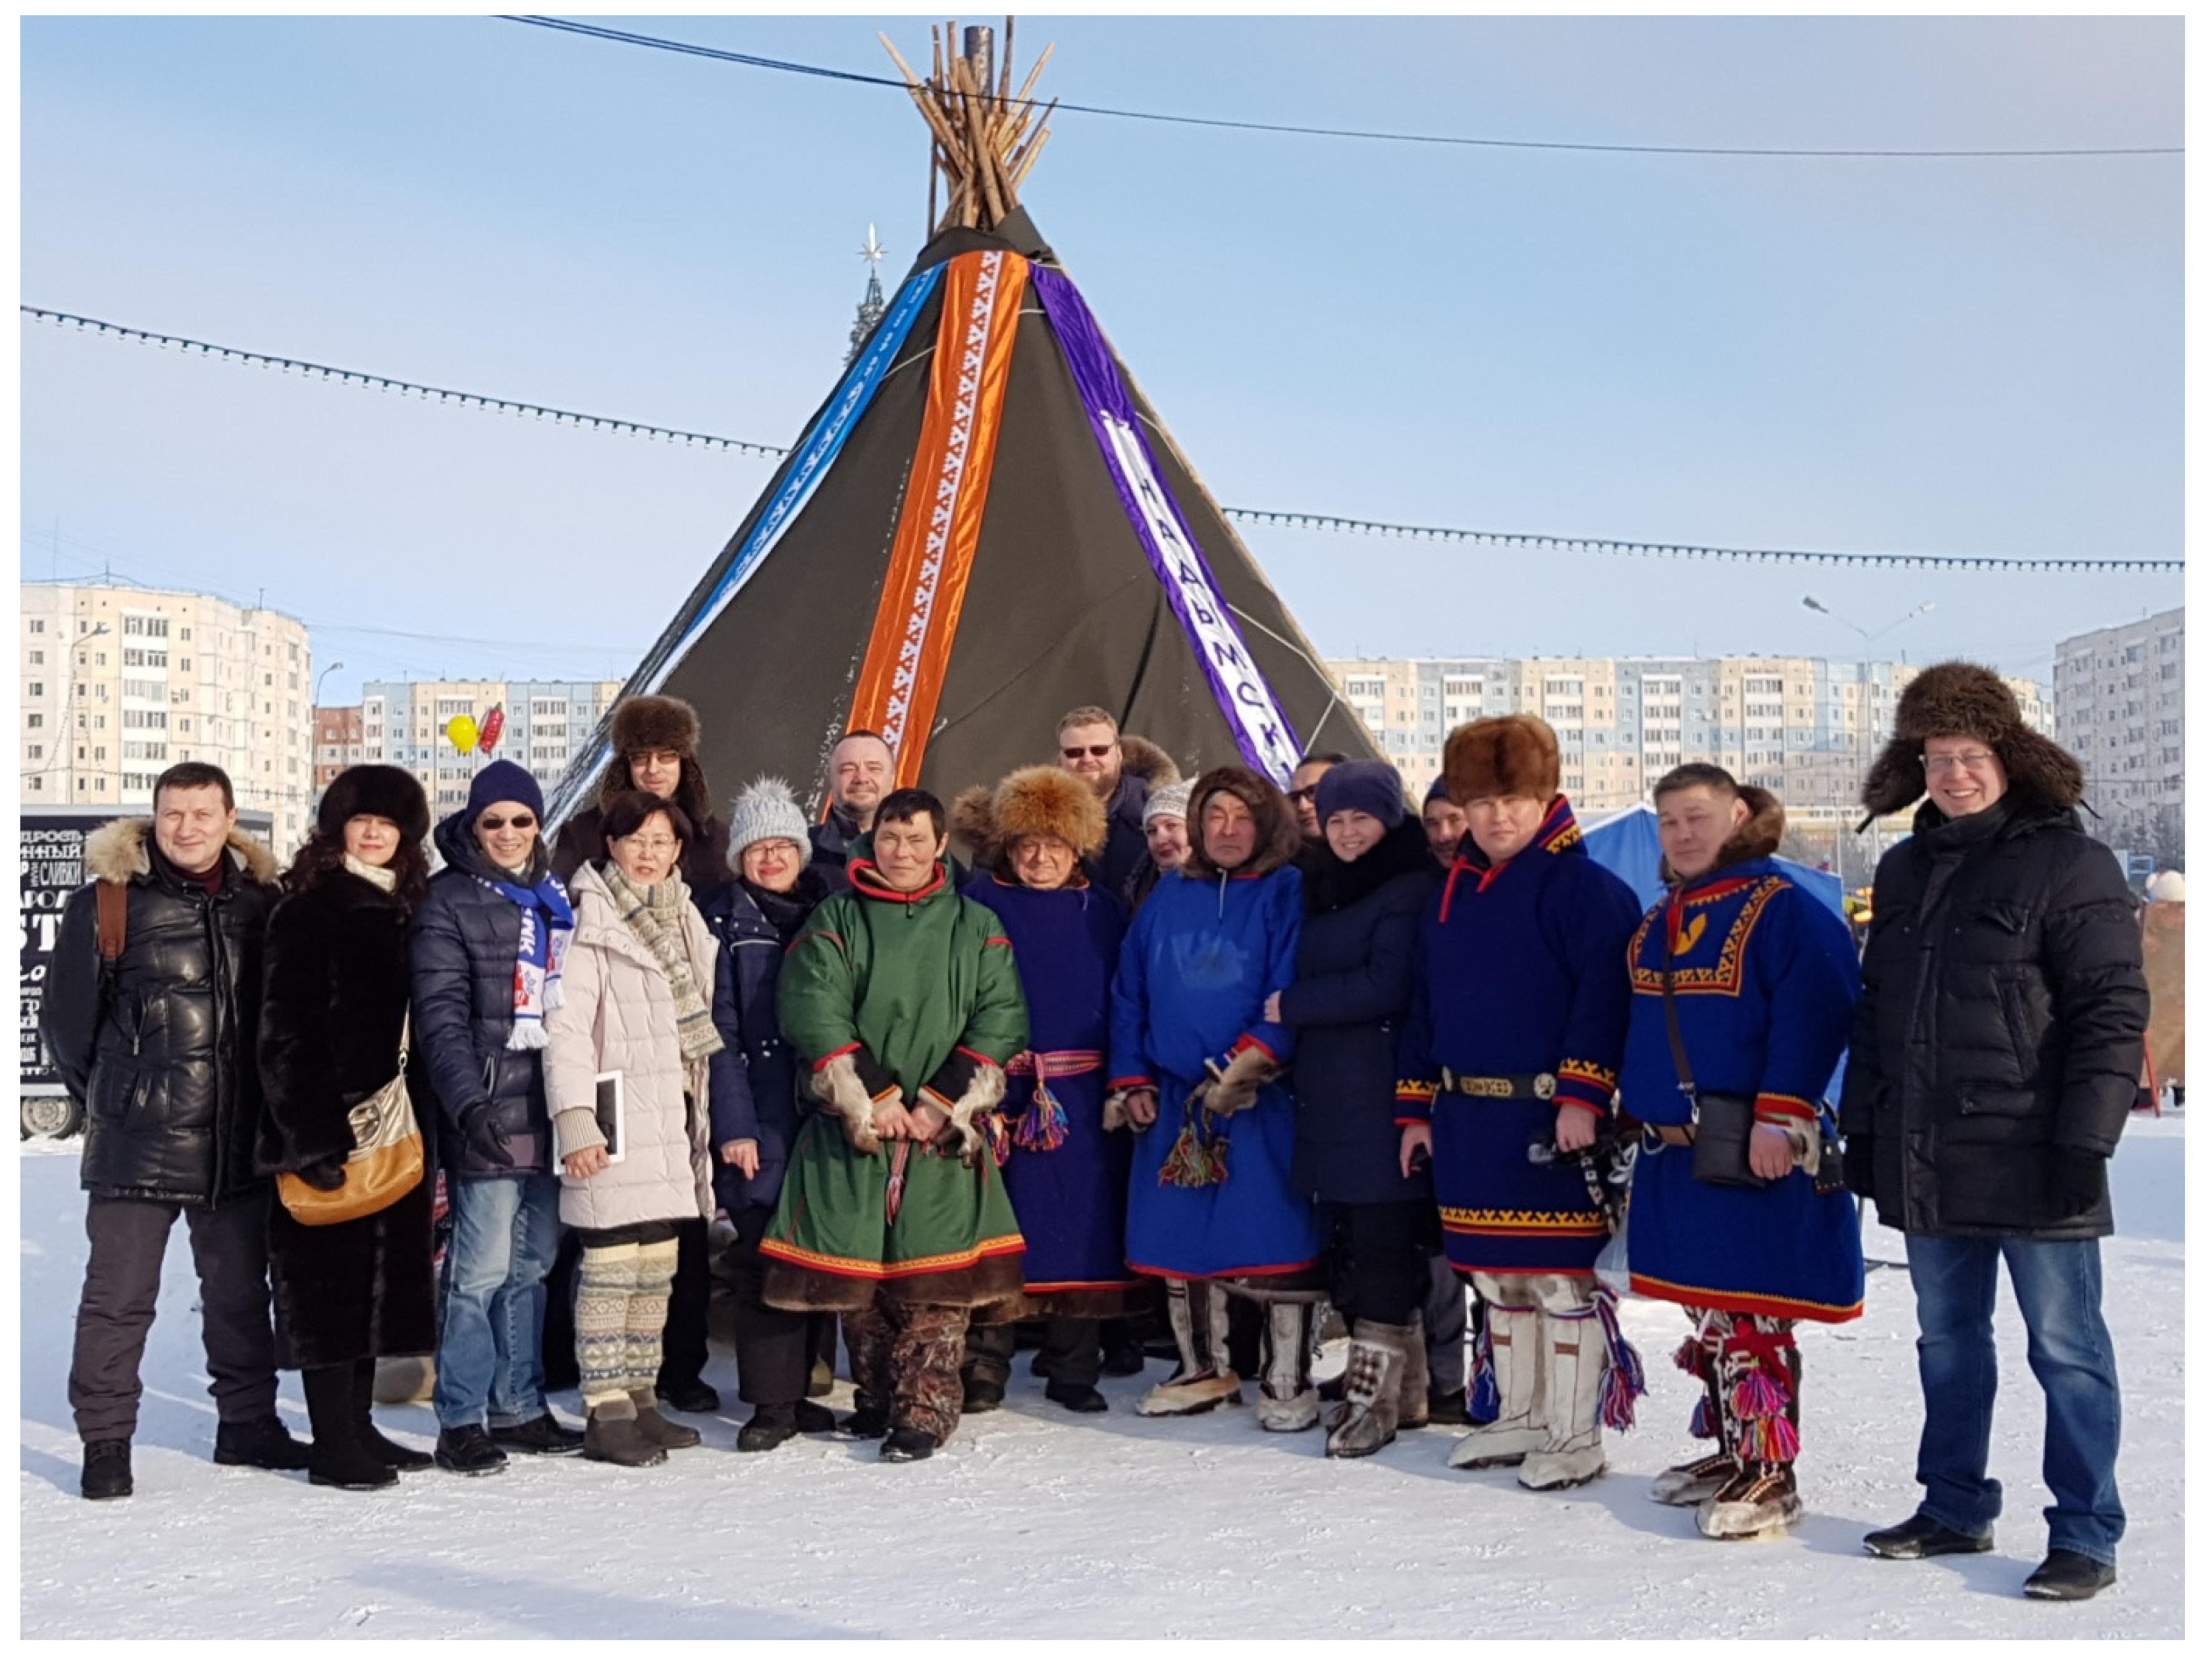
[1628,876,1787,995]
[757,1232,1027,1279]
[1629,1269,1864,1323]
[1440,1206,1612,1235]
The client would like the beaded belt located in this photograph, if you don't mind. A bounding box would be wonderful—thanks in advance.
[1439,1067,1557,1100]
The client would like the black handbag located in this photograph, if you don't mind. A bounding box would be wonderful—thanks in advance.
[1660,955,1771,1190]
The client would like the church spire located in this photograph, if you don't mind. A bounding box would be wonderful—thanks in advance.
[845,224,889,366]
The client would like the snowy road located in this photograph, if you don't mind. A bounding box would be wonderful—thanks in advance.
[17,1118,2184,1639]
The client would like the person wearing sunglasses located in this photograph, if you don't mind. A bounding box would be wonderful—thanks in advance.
[1844,663,2147,1603]
[1285,752,1347,843]
[411,759,581,1474]
[543,791,724,1468]
[1054,704,1178,900]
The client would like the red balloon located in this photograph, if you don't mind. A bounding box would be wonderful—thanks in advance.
[477,704,506,755]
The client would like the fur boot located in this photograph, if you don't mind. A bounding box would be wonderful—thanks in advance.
[1395,1314,1430,1429]
[1517,1302,1606,1490]
[1137,1279,1243,1416]
[1696,1323,1803,1539]
[1256,1302,1319,1432]
[1448,1299,1547,1468]
[1651,1312,1737,1506]
[1326,1321,1408,1458]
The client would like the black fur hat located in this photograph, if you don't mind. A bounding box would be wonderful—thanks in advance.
[317,763,430,846]
[1859,660,2084,822]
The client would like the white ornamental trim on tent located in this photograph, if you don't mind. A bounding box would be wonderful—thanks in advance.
[879,247,1010,756]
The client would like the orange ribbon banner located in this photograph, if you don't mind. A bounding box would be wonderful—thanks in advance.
[848,247,1029,786]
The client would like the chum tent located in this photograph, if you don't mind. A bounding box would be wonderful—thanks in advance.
[548,24,1376,827]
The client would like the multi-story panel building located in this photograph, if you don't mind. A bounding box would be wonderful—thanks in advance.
[354,679,623,817]
[2053,606,2185,860]
[21,581,316,856]
[313,706,365,790]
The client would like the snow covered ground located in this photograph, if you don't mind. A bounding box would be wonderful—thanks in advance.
[17,1116,2184,1639]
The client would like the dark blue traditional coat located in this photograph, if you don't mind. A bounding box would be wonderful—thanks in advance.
[1395,798,1641,1276]
[964,874,1144,1315]
[1111,864,1328,1280]
[1620,855,1865,1322]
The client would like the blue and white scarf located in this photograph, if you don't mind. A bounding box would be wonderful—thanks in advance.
[478,871,576,1050]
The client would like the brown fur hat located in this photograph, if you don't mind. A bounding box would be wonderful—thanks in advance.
[1859,661,2083,820]
[952,766,1108,876]
[1443,715,1560,806]
[1182,765,1303,880]
[594,694,714,824]
[1117,733,1179,791]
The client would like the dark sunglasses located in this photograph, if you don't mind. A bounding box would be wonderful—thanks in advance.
[1062,744,1115,760]
[1286,786,1320,804]
[478,814,536,831]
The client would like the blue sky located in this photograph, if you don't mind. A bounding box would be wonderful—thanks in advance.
[18,13,2182,704]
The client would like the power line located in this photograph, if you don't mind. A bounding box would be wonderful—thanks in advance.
[23,304,2185,574]
[500,16,2181,160]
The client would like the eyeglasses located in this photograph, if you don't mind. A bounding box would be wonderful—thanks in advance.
[1920,751,1996,774]
[1061,745,1115,760]
[1286,786,1319,804]
[619,836,680,854]
[478,814,536,832]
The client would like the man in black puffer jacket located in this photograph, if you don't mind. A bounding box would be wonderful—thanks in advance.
[1842,662,2147,1603]
[42,763,308,1500]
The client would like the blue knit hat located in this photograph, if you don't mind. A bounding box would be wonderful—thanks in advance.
[1315,760,1407,829]
[467,758,544,824]
[1424,773,1452,806]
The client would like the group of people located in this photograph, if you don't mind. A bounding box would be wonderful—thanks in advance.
[42,661,2146,1604]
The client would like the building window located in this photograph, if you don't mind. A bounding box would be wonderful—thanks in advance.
[27,681,41,697]
[29,619,44,634]
[27,713,42,730]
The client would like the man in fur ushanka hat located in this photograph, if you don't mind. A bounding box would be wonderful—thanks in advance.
[550,695,729,893]
[1842,663,2146,1603]
[1396,715,1644,1490]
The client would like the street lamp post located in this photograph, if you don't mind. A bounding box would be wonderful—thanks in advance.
[311,660,346,799]
[1803,598,1934,886]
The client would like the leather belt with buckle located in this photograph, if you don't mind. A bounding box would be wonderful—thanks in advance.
[1440,1069,1556,1101]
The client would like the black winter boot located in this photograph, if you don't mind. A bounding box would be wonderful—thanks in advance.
[302,1366,397,1490]
[351,1359,433,1470]
[81,1439,133,1500]
[738,1403,799,1452]
[214,1413,311,1471]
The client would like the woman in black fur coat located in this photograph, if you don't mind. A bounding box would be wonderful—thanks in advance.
[256,765,439,1490]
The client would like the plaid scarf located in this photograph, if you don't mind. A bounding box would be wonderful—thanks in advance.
[476,867,575,1051]
[602,865,723,1064]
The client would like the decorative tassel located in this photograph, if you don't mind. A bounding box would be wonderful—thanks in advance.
[884,1141,911,1224]
[1730,1369,1789,1422]
[1688,1393,1714,1439]
[1467,1310,1501,1424]
[982,1111,1012,1168]
[1158,1108,1228,1188]
[1718,1315,1801,1467]
[1594,1287,1646,1433]
[1672,1334,1707,1376]
[1738,1411,1801,1465]
[1012,1077,1070,1152]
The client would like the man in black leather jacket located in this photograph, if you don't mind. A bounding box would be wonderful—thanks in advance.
[1841,663,2147,1602]
[42,763,308,1499]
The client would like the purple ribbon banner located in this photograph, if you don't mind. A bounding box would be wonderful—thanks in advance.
[1030,266,1305,784]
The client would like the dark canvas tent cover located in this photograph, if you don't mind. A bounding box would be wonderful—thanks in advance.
[548,206,1376,826]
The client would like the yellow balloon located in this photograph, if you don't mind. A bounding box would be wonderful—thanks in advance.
[447,714,480,755]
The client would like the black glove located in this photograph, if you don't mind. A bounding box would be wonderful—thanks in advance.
[457,1100,516,1170]
[2048,1148,2107,1219]
[295,1155,348,1192]
[1842,1136,1875,1200]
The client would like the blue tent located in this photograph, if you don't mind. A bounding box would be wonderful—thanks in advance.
[1580,804,1846,920]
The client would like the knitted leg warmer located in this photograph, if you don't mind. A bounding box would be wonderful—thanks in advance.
[623,1238,680,1396]
[576,1243,642,1411]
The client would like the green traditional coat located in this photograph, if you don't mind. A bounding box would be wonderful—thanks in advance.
[761,845,1031,1310]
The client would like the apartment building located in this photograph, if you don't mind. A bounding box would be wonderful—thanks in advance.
[352,679,622,815]
[1326,654,2051,823]
[20,581,316,855]
[313,705,365,789]
[2053,606,2185,857]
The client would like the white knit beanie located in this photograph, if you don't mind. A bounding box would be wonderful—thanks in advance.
[725,777,813,869]
[1144,777,1195,825]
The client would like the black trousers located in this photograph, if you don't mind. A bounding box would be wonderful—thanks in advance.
[726,1206,815,1407]
[964,1317,1103,1391]
[1329,1200,1433,1327]
[70,1191,280,1442]
[543,1214,711,1391]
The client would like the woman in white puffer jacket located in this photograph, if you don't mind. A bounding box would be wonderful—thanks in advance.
[543,789,721,1468]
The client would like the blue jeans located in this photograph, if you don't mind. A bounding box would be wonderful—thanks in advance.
[1905,1233,2125,1563]
[434,1173,561,1431]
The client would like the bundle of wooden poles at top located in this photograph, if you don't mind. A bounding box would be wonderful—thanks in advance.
[880,19,1057,236]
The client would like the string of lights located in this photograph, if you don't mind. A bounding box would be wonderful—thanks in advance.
[23,304,2184,573]
[500,15,2182,160]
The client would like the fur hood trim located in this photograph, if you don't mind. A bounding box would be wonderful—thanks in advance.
[1859,660,2083,822]
[1663,784,1785,885]
[1181,766,1303,880]
[83,817,280,889]
[952,766,1108,876]
[1443,715,1560,806]
[1117,733,1179,791]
